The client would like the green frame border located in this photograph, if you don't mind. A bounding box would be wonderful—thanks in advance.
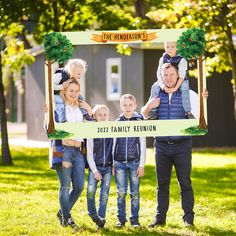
[45,29,207,139]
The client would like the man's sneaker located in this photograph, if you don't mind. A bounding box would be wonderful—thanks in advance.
[116,220,126,228]
[91,214,105,228]
[148,218,166,228]
[57,210,64,226]
[184,220,194,228]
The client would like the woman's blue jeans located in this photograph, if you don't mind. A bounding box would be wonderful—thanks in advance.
[55,146,85,219]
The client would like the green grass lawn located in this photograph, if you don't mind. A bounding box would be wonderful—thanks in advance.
[0,147,235,236]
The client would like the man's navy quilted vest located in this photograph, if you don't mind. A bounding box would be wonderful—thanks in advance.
[156,90,191,142]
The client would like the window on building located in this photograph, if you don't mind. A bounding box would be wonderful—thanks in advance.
[106,58,121,101]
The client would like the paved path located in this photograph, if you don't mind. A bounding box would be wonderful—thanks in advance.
[0,122,49,148]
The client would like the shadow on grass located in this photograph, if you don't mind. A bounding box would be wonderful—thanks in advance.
[0,147,49,170]
[192,167,236,197]
[192,148,236,156]
[204,226,236,236]
[86,226,181,236]
[142,165,236,210]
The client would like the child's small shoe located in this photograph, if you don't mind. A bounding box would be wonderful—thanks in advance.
[147,110,158,120]
[96,218,106,229]
[90,214,105,228]
[67,217,81,233]
[116,220,126,228]
[186,112,195,119]
[61,217,69,227]
[131,221,141,228]
[57,210,64,226]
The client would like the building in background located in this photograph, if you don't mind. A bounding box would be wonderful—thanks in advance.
[20,44,236,147]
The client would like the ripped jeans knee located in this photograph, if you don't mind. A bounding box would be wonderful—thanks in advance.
[118,191,127,199]
[62,161,73,168]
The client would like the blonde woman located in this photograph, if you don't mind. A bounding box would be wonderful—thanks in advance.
[51,79,91,233]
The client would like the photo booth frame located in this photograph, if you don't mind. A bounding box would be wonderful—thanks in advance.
[45,29,207,139]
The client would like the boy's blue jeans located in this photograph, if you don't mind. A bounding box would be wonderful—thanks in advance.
[150,80,191,113]
[87,166,112,219]
[55,146,85,219]
[114,160,140,224]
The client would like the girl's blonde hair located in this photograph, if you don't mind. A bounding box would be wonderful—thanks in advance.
[60,79,80,106]
[64,58,87,77]
[92,104,110,116]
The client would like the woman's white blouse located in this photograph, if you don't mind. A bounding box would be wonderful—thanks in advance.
[65,105,83,142]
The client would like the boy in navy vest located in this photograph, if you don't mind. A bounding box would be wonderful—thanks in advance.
[86,105,113,229]
[149,42,193,119]
[113,94,146,228]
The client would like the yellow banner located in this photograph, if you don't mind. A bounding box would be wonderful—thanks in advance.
[92,31,157,43]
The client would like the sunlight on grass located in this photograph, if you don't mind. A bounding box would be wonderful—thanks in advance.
[0,146,235,236]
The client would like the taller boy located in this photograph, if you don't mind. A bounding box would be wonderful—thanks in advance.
[150,42,193,118]
[113,94,146,228]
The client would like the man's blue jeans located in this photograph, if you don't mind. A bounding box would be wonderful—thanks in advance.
[87,166,112,219]
[154,139,194,223]
[114,160,140,224]
[55,146,85,219]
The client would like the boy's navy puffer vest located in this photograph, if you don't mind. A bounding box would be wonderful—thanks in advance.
[114,112,143,162]
[54,68,70,95]
[163,53,188,80]
[155,90,191,142]
[93,138,113,167]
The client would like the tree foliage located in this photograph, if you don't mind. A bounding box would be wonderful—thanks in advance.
[0,5,35,165]
[44,32,74,64]
[177,28,205,60]
[146,0,236,75]
[147,0,236,118]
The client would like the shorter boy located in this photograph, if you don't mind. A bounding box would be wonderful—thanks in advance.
[86,105,113,228]
[113,94,146,228]
[149,42,193,119]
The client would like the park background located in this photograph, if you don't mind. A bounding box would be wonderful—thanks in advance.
[0,0,236,235]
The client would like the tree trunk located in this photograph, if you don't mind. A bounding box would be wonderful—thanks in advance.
[231,56,236,120]
[134,0,146,18]
[198,55,207,130]
[47,59,56,134]
[0,49,13,165]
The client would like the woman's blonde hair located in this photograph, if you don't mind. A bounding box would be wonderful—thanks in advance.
[60,79,80,106]
[64,58,87,77]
